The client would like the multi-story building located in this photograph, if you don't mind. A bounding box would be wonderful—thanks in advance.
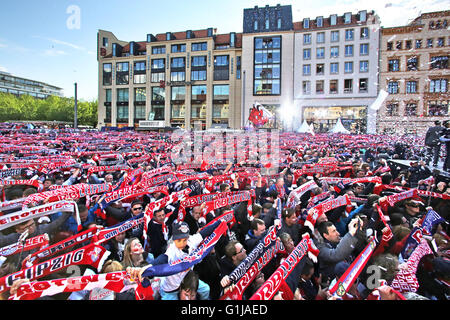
[97,28,242,130]
[241,4,295,130]
[378,10,449,135]
[293,10,380,133]
[0,71,63,99]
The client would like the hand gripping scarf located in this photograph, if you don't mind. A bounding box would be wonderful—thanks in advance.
[378,189,419,214]
[140,220,228,286]
[249,234,319,300]
[0,200,79,232]
[0,243,110,294]
[304,195,351,232]
[201,190,255,221]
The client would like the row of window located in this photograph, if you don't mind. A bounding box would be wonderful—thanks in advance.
[103,56,241,85]
[302,60,369,75]
[302,12,367,29]
[301,78,368,94]
[387,56,448,72]
[302,27,369,45]
[303,43,369,60]
[387,37,448,50]
[385,101,448,117]
[387,79,448,94]
[106,85,230,103]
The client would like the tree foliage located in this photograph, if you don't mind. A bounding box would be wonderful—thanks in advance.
[0,93,97,127]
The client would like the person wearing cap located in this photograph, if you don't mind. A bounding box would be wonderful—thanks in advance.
[407,160,431,189]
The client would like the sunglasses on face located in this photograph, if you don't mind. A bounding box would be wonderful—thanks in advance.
[132,207,143,211]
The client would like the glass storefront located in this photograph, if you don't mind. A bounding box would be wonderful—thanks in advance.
[302,106,367,133]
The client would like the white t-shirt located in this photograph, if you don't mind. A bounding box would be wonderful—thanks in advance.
[159,233,203,292]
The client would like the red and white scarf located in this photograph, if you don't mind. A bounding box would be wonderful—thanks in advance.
[0,234,49,258]
[304,195,351,231]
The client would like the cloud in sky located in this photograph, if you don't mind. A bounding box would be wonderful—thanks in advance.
[42,49,68,57]
[0,66,8,73]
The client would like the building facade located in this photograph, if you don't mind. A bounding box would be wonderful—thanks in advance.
[293,10,380,134]
[97,28,242,130]
[0,71,63,99]
[378,11,449,135]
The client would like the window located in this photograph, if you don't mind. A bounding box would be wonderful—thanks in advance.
[316,47,325,59]
[330,62,339,74]
[359,78,368,93]
[302,81,311,94]
[437,37,445,47]
[330,80,338,94]
[213,85,229,100]
[303,64,311,75]
[360,27,369,39]
[330,46,339,58]
[191,85,207,101]
[330,14,337,26]
[406,81,417,93]
[388,59,400,72]
[265,18,270,29]
[171,57,185,68]
[331,31,339,42]
[277,18,282,29]
[344,12,351,24]
[117,105,129,121]
[317,32,325,43]
[117,88,129,102]
[303,18,310,29]
[344,79,353,93]
[360,61,369,72]
[388,81,399,94]
[134,61,146,72]
[415,39,422,49]
[191,56,207,67]
[345,29,354,41]
[407,57,418,71]
[171,86,186,101]
[214,55,229,66]
[427,101,449,116]
[170,71,185,82]
[152,46,166,54]
[316,80,324,94]
[316,16,323,27]
[303,48,311,60]
[192,42,207,51]
[430,56,448,70]
[103,63,112,86]
[387,42,393,51]
[405,40,412,49]
[345,45,353,57]
[214,55,229,81]
[386,103,399,116]
[360,43,369,55]
[303,34,312,45]
[396,41,402,50]
[171,44,186,53]
[316,64,325,75]
[254,37,281,95]
[151,59,165,70]
[254,20,258,31]
[344,61,353,73]
[236,56,241,79]
[151,72,165,83]
[427,38,433,48]
[429,79,448,93]
[102,37,108,47]
[105,89,112,103]
[134,88,146,119]
[134,74,146,84]
[405,103,417,116]
[116,62,129,85]
[152,87,165,102]
[191,70,206,81]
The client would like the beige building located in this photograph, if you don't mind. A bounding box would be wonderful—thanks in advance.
[97,28,242,130]
[378,10,450,135]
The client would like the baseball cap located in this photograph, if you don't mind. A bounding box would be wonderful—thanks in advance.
[172,221,190,240]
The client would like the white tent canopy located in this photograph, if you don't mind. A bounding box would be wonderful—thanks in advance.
[297,119,313,134]
[329,118,351,134]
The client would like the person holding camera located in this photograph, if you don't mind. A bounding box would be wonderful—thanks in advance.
[315,217,363,283]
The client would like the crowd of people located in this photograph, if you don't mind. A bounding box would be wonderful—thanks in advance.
[0,122,448,301]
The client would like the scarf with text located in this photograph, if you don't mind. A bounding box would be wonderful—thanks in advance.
[0,243,110,294]
[391,239,433,293]
[249,234,319,300]
[0,234,48,258]
[304,195,351,232]
[286,180,319,209]
[378,189,419,214]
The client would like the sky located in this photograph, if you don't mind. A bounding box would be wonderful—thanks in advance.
[0,0,448,101]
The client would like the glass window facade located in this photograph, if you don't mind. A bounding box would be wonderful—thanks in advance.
[254,36,281,95]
